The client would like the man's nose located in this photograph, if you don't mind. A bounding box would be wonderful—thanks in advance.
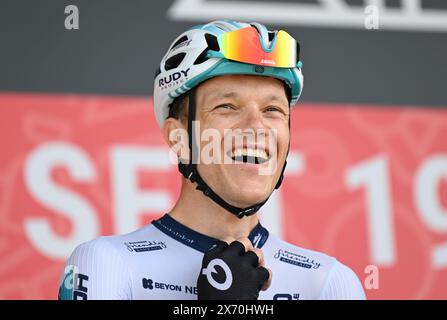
[241,107,267,131]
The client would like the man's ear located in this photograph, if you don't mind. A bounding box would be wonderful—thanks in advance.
[163,117,189,161]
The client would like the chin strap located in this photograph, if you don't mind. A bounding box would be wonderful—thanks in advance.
[177,88,289,219]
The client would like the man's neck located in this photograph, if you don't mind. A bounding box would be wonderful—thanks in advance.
[168,180,259,241]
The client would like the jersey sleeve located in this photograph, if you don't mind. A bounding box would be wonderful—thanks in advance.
[319,260,366,300]
[58,237,132,300]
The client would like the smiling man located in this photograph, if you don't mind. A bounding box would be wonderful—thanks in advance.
[59,20,366,300]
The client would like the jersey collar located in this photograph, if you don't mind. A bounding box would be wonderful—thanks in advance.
[152,214,269,253]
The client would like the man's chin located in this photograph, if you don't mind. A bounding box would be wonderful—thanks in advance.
[224,188,273,208]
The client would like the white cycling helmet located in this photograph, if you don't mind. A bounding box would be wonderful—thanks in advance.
[153,20,304,128]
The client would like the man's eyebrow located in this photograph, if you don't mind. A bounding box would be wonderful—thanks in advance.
[206,91,239,102]
[206,92,287,104]
[265,94,289,104]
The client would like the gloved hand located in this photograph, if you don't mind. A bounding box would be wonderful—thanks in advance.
[197,237,271,300]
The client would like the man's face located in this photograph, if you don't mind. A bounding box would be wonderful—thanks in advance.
[194,75,290,208]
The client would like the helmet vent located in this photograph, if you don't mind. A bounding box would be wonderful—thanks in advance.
[193,49,208,65]
[205,33,219,51]
[193,34,220,65]
[164,52,186,71]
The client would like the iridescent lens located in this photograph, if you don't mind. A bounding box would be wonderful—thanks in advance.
[217,27,297,68]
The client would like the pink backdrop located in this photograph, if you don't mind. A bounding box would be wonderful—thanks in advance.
[0,92,446,299]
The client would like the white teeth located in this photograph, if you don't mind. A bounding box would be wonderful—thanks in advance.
[231,148,268,160]
[258,150,268,159]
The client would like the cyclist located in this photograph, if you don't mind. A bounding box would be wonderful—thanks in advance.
[59,20,366,300]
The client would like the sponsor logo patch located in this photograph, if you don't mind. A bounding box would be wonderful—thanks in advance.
[142,278,197,295]
[124,240,167,253]
[274,249,321,269]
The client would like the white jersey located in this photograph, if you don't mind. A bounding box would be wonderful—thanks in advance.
[58,214,366,300]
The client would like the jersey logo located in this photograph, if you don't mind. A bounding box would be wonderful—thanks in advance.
[201,258,233,291]
[124,240,166,253]
[142,278,154,290]
[274,249,321,269]
[142,278,196,294]
[252,233,262,248]
[58,265,89,300]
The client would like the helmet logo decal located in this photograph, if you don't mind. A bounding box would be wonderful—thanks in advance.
[170,39,192,53]
[159,68,190,89]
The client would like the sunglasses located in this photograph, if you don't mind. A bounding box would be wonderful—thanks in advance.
[207,26,300,68]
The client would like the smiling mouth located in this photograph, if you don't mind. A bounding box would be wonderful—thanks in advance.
[227,147,271,165]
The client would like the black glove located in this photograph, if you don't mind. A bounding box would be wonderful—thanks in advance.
[197,240,270,300]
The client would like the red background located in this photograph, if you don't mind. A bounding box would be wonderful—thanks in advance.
[0,92,446,299]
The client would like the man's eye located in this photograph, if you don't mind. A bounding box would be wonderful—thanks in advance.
[214,104,234,110]
[266,106,286,114]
